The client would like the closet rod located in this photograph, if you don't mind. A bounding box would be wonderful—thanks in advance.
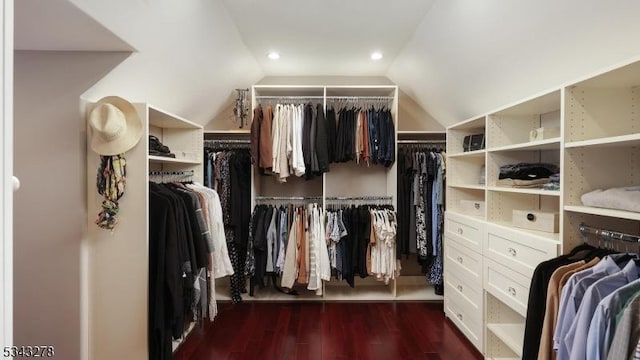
[579,223,640,243]
[204,139,250,145]
[255,196,323,201]
[326,96,394,100]
[325,196,393,201]
[397,140,447,144]
[149,170,195,176]
[254,96,324,100]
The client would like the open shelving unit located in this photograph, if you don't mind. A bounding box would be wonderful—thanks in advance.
[86,102,203,360]
[446,56,640,359]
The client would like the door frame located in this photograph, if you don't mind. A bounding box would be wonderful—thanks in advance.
[1,0,13,349]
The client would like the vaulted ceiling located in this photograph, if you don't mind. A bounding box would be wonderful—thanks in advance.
[18,0,640,128]
[221,0,436,76]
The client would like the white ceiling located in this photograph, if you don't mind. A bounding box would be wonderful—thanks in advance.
[221,0,436,76]
[15,0,134,51]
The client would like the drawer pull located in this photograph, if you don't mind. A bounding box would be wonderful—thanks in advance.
[457,227,464,235]
[457,256,464,264]
[508,286,517,297]
[508,247,517,257]
[457,284,464,292]
[457,313,463,321]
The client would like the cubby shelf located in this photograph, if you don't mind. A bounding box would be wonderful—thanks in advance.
[148,155,200,164]
[488,137,561,152]
[486,323,525,358]
[564,133,640,149]
[448,184,486,190]
[564,205,640,221]
[448,149,486,158]
[487,186,560,196]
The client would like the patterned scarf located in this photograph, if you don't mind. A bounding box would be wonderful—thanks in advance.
[95,154,126,230]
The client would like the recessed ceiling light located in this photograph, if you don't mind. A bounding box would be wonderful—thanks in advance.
[268,51,280,60]
[371,52,383,60]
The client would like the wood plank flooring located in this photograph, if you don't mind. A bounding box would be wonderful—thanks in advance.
[174,302,483,360]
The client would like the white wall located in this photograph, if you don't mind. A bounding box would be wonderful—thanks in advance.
[13,50,130,360]
[389,0,640,126]
[70,0,263,125]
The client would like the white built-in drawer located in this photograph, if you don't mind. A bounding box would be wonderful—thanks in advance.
[444,267,482,320]
[445,212,484,253]
[484,258,530,317]
[444,236,482,284]
[445,296,484,352]
[484,222,559,278]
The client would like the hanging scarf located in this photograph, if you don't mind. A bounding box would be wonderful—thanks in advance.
[95,154,126,230]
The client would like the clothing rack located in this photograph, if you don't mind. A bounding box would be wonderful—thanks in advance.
[204,139,251,149]
[325,196,393,201]
[254,96,324,99]
[579,223,640,243]
[326,96,394,101]
[254,196,323,203]
[149,170,194,176]
[397,140,446,144]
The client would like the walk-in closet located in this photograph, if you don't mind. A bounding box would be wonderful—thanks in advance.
[5,1,640,360]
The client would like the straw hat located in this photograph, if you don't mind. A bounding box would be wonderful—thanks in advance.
[88,96,143,155]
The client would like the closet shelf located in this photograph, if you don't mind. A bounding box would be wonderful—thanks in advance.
[148,106,201,129]
[487,186,560,196]
[204,129,250,135]
[397,130,446,135]
[490,220,560,242]
[487,137,561,152]
[486,323,525,358]
[148,155,200,164]
[564,205,640,221]
[448,183,486,190]
[564,133,640,149]
[448,149,486,158]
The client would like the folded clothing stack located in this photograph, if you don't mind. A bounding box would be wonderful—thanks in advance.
[542,173,560,190]
[497,162,559,188]
[581,186,640,213]
[149,135,176,158]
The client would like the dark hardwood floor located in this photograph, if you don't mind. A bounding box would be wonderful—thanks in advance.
[174,302,483,360]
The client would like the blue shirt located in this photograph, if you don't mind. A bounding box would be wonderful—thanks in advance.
[587,277,640,360]
[564,260,639,360]
[554,255,627,351]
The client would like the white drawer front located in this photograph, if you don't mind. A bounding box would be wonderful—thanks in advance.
[445,296,484,352]
[444,236,482,282]
[484,258,530,317]
[484,223,558,278]
[445,212,484,253]
[444,268,482,320]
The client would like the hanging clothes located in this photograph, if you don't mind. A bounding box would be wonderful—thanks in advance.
[521,239,640,360]
[396,146,446,292]
[148,179,234,360]
[246,202,331,296]
[203,147,252,304]
[325,204,399,287]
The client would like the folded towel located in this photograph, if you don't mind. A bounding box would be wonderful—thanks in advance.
[581,186,640,213]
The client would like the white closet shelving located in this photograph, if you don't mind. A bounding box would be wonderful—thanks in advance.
[207,83,444,302]
[445,56,640,358]
[86,102,202,360]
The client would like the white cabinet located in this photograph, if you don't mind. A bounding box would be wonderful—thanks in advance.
[446,56,640,359]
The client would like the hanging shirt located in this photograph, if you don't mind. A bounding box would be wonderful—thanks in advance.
[588,278,640,360]
[554,254,632,351]
[562,259,640,360]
